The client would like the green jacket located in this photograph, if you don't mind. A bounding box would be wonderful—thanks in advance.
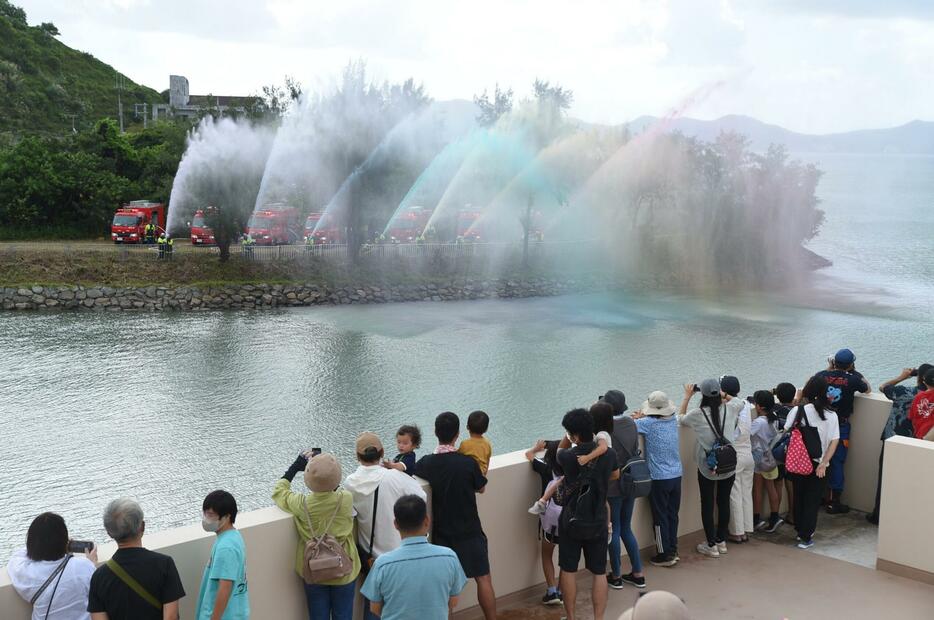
[272,478,361,585]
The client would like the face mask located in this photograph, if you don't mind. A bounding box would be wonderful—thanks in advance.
[202,516,222,532]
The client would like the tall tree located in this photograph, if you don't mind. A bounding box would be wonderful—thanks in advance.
[474,84,513,127]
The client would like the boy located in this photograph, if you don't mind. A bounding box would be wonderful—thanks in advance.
[458,411,493,476]
[196,490,249,620]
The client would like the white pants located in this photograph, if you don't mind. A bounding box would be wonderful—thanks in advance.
[729,452,755,535]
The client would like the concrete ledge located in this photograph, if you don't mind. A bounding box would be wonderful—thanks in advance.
[876,558,934,587]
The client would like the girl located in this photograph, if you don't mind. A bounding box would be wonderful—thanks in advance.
[785,376,839,549]
[524,439,564,606]
[678,378,742,558]
[751,390,783,532]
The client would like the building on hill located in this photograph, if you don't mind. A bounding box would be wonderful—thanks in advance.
[152,75,255,121]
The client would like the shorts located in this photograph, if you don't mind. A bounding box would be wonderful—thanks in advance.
[760,467,779,481]
[558,530,608,574]
[542,529,560,545]
[434,533,490,578]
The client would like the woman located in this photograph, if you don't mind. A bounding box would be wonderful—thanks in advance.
[751,390,784,533]
[7,512,97,620]
[594,401,645,589]
[678,378,742,558]
[523,438,563,605]
[785,376,840,549]
[721,376,754,543]
[273,452,361,620]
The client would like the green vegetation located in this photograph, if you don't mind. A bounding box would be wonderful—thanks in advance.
[0,119,189,238]
[0,0,162,137]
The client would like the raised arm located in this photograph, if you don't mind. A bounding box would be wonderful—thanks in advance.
[879,368,913,392]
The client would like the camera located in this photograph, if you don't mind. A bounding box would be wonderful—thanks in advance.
[67,540,94,554]
[692,384,701,393]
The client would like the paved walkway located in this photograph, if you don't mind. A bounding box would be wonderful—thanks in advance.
[496,530,934,619]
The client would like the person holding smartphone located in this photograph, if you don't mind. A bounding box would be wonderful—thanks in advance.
[7,512,98,620]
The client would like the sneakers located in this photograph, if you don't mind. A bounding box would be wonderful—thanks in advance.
[797,538,815,549]
[606,575,624,590]
[542,590,563,605]
[826,502,850,515]
[716,541,728,555]
[754,519,768,531]
[765,515,784,533]
[620,573,646,589]
[696,542,720,558]
[650,553,677,567]
[528,500,546,515]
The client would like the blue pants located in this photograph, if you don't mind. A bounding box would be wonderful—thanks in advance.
[648,477,681,555]
[829,420,850,492]
[608,495,642,576]
[303,581,356,620]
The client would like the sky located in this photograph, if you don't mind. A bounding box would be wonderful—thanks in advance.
[14,0,934,134]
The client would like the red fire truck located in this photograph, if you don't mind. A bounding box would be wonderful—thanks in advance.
[386,206,434,243]
[302,212,345,244]
[456,209,484,241]
[111,201,165,244]
[246,204,302,245]
[189,209,216,245]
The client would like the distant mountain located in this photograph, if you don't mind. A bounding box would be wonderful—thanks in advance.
[0,1,162,137]
[627,114,934,154]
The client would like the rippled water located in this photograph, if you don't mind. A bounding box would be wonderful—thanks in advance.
[1,153,933,560]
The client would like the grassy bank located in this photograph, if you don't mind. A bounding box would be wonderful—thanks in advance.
[0,248,560,289]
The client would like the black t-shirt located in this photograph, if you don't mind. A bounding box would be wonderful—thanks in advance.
[815,369,869,419]
[87,547,185,619]
[414,452,487,541]
[556,442,618,521]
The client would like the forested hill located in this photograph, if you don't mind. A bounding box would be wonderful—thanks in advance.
[0,0,162,138]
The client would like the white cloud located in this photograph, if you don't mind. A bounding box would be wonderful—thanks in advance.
[14,0,934,132]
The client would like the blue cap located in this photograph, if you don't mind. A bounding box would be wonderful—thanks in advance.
[834,348,855,366]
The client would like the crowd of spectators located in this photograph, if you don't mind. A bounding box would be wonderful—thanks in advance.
[7,349,934,620]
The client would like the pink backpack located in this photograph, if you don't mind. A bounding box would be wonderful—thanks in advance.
[785,428,814,475]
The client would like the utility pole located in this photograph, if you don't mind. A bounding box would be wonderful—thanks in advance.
[64,114,77,134]
[115,72,125,133]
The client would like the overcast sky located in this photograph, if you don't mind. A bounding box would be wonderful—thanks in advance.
[16,0,934,133]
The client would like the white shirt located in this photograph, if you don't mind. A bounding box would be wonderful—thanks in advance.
[596,430,612,448]
[344,465,427,558]
[732,401,752,454]
[784,403,840,460]
[6,548,95,620]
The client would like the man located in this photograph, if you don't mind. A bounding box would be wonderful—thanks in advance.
[413,412,496,620]
[556,408,619,620]
[88,498,185,620]
[144,220,156,244]
[814,348,870,513]
[157,233,167,259]
[909,368,934,440]
[869,363,932,523]
[360,495,467,620]
[345,432,427,620]
[196,490,248,620]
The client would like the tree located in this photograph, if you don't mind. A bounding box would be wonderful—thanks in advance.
[38,22,58,36]
[532,79,573,112]
[474,84,513,127]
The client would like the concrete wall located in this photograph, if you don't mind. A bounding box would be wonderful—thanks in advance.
[0,393,894,617]
[876,436,934,584]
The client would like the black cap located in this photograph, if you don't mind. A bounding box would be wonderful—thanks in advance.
[600,390,628,415]
[719,375,741,397]
[924,368,934,387]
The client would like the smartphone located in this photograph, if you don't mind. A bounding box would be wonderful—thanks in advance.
[309,447,322,457]
[910,369,919,377]
[692,384,700,393]
[67,540,94,554]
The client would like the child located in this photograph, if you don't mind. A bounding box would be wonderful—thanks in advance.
[631,391,682,567]
[383,425,421,475]
[528,406,611,514]
[751,390,784,533]
[524,439,563,606]
[458,410,493,475]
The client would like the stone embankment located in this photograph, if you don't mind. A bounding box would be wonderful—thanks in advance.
[0,276,604,312]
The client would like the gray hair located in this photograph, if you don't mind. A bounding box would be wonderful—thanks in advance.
[103,498,145,542]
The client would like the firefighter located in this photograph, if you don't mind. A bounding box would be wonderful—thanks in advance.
[165,234,174,259]
[241,233,255,259]
[144,220,156,244]
[157,232,167,259]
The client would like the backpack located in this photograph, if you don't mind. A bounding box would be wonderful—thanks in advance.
[785,406,823,476]
[702,406,737,475]
[540,477,563,536]
[301,494,354,584]
[564,463,606,540]
[751,420,778,472]
[619,450,652,498]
